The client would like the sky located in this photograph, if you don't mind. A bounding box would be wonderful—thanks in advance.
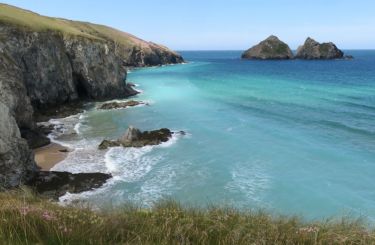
[1,0,375,50]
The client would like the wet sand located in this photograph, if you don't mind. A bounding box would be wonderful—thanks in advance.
[34,143,69,171]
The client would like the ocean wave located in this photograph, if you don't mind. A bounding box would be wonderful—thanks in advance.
[57,131,183,205]
[225,160,270,206]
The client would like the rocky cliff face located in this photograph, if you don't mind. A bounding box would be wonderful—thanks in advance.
[295,37,344,59]
[242,35,293,60]
[0,4,184,188]
[0,102,36,188]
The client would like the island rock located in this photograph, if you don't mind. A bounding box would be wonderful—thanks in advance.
[241,35,293,60]
[295,37,344,59]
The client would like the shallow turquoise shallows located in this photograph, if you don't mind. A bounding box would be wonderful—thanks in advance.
[52,51,375,221]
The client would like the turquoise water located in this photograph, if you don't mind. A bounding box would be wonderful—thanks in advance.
[52,51,375,220]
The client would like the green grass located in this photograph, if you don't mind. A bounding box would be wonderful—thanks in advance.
[0,190,374,244]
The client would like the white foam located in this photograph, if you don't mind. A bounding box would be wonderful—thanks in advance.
[225,160,270,206]
[56,131,183,205]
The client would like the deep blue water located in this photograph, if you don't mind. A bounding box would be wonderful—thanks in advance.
[53,50,375,221]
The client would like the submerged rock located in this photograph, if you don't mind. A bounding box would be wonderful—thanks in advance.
[242,35,293,60]
[27,171,112,200]
[98,100,147,110]
[295,37,344,59]
[99,126,173,150]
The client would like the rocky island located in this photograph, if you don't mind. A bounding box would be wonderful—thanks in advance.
[295,37,344,59]
[0,4,184,192]
[241,35,293,60]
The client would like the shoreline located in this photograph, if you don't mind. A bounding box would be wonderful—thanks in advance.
[33,142,69,171]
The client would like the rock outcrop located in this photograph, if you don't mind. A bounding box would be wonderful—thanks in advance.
[0,102,36,188]
[295,38,344,59]
[99,126,174,150]
[27,171,112,200]
[0,4,184,189]
[242,35,293,60]
[98,100,147,110]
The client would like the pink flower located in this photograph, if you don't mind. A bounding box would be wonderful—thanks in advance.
[42,211,56,221]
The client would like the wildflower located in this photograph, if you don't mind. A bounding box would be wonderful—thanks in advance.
[42,211,56,221]
[297,226,319,234]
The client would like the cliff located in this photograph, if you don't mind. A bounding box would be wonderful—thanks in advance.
[0,4,184,188]
[295,37,344,59]
[241,35,293,60]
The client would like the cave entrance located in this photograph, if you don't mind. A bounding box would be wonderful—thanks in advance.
[73,72,89,98]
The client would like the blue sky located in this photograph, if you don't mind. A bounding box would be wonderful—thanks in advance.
[2,0,375,50]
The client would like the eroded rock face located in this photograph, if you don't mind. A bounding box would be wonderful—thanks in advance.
[295,37,344,59]
[98,100,146,110]
[99,127,173,150]
[0,6,184,188]
[27,171,111,200]
[0,102,36,188]
[242,35,293,60]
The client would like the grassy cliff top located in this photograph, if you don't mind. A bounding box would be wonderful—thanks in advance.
[0,190,373,244]
[0,3,172,52]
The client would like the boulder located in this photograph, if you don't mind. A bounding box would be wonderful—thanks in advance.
[242,35,293,60]
[295,37,344,59]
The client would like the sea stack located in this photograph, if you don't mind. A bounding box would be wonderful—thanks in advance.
[295,37,344,59]
[241,35,293,60]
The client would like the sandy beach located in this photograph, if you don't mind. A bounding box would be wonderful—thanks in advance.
[34,143,69,171]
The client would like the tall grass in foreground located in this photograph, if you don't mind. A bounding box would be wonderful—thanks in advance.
[0,190,374,244]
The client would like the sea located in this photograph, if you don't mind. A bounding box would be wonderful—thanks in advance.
[49,50,375,221]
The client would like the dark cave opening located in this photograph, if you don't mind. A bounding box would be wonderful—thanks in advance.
[73,72,89,98]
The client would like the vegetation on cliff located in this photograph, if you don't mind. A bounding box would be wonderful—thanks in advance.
[0,3,182,63]
[0,190,373,244]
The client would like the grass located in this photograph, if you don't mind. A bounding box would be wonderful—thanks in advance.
[1,190,374,244]
[0,3,165,51]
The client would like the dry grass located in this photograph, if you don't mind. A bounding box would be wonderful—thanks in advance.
[0,189,374,244]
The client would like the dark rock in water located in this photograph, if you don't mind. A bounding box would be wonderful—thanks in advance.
[127,82,136,87]
[295,37,344,59]
[99,126,173,150]
[118,126,142,143]
[27,171,111,200]
[98,100,146,110]
[120,127,172,147]
[98,140,121,150]
[344,55,354,60]
[242,35,293,60]
[178,131,187,136]
[58,149,69,153]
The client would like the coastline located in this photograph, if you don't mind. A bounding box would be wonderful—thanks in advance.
[33,142,69,171]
